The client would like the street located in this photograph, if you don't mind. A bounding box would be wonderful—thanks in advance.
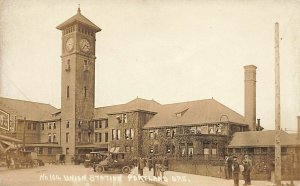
[0,164,153,186]
[0,165,299,186]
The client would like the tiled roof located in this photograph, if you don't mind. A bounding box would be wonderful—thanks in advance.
[228,130,300,147]
[94,98,161,119]
[143,99,246,128]
[56,8,101,32]
[0,97,59,121]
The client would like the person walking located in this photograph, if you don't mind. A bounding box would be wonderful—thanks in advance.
[232,155,240,186]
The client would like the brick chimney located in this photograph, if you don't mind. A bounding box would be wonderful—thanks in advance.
[244,65,257,131]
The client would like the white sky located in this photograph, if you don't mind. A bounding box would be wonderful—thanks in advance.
[0,0,299,131]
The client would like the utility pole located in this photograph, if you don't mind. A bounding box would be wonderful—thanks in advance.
[22,117,26,150]
[274,22,281,186]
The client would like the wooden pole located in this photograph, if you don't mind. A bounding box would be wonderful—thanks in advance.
[274,22,281,186]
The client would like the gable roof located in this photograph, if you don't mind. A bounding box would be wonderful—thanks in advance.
[94,98,161,119]
[56,8,101,32]
[0,97,59,121]
[228,130,300,147]
[143,98,246,128]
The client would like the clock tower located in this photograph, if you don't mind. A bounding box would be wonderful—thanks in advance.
[57,7,101,156]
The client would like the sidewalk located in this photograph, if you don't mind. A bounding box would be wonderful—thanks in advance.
[130,167,300,186]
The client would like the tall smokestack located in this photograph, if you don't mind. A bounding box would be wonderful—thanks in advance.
[244,65,257,131]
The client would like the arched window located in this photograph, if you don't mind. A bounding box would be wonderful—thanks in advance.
[84,86,87,98]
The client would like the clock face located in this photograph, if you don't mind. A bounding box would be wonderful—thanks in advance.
[80,39,91,53]
[65,38,74,52]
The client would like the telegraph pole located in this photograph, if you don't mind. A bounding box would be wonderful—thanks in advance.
[274,22,281,186]
[22,117,26,151]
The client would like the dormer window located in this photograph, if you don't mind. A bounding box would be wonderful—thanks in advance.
[175,108,189,118]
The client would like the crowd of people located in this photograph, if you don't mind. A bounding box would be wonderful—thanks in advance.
[225,154,253,186]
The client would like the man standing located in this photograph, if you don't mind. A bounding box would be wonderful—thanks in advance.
[225,155,229,179]
[232,155,240,186]
[138,157,145,176]
[243,155,252,185]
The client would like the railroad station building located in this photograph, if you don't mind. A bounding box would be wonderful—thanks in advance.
[0,8,299,179]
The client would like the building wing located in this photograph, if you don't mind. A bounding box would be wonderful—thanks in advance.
[0,97,59,121]
[228,130,300,147]
[144,98,246,128]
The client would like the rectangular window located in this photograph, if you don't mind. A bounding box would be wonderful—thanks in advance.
[88,132,91,143]
[117,114,127,123]
[149,130,154,139]
[212,148,217,155]
[190,126,196,134]
[188,147,194,157]
[48,148,52,155]
[95,121,99,128]
[27,123,31,130]
[172,128,176,138]
[53,122,56,129]
[41,123,44,130]
[112,129,116,140]
[105,120,108,128]
[166,129,171,137]
[95,133,98,142]
[66,121,69,128]
[130,128,134,139]
[48,133,51,143]
[125,129,130,140]
[166,145,171,154]
[78,132,81,142]
[39,147,43,154]
[66,148,69,154]
[99,133,102,142]
[48,123,52,130]
[78,121,82,128]
[33,123,36,130]
[66,132,69,143]
[105,132,108,142]
[53,133,56,142]
[117,129,121,140]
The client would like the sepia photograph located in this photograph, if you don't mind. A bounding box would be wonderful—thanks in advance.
[0,0,300,186]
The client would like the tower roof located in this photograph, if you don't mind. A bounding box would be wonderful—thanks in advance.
[56,7,101,32]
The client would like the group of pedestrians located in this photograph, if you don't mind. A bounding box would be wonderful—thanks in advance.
[225,154,252,186]
[137,156,168,177]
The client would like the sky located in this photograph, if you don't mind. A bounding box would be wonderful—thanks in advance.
[0,0,300,131]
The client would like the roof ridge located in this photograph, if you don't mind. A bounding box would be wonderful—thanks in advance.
[162,98,213,106]
[0,96,54,107]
